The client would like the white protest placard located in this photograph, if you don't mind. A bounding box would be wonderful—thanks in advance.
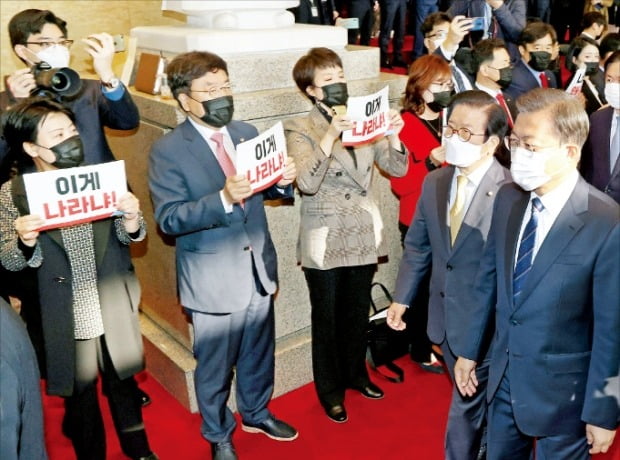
[236,121,288,193]
[341,85,391,147]
[23,160,128,231]
[566,67,586,96]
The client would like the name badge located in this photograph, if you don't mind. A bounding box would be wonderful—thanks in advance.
[311,6,319,17]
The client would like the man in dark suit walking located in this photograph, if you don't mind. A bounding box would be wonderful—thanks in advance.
[582,50,620,204]
[149,51,298,460]
[504,21,559,100]
[455,88,619,459]
[387,90,511,460]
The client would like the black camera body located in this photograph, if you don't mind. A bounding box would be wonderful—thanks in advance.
[32,61,82,97]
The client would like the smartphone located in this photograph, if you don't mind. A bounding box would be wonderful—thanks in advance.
[112,34,125,53]
[470,17,485,32]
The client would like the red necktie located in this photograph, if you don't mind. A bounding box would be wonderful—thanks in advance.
[496,92,514,129]
[210,132,236,177]
[539,72,549,88]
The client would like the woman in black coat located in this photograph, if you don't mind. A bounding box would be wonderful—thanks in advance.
[0,98,157,460]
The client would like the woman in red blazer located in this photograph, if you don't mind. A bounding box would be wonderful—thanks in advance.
[390,54,453,372]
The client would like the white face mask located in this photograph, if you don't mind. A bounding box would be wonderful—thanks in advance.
[510,147,556,191]
[604,82,620,110]
[445,135,484,168]
[36,45,71,68]
[432,37,445,51]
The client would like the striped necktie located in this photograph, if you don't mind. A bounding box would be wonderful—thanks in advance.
[513,197,544,302]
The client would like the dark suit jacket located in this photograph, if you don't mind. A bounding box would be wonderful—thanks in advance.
[291,0,336,24]
[504,59,558,100]
[149,120,292,314]
[5,176,145,397]
[393,159,511,352]
[0,298,47,460]
[0,79,139,183]
[448,0,527,63]
[456,177,620,435]
[581,106,620,204]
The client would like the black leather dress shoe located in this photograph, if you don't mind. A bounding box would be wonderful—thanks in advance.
[136,387,152,407]
[211,441,238,460]
[352,382,384,399]
[242,415,298,441]
[325,404,348,423]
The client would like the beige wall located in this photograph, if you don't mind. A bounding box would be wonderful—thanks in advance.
[0,0,185,89]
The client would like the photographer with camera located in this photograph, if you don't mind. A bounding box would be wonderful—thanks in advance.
[0,9,139,184]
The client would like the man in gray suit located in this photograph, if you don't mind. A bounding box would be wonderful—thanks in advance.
[387,90,511,460]
[149,51,298,460]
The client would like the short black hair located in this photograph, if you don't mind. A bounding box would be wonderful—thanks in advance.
[581,11,606,30]
[472,38,508,74]
[518,21,557,46]
[605,50,620,73]
[421,12,451,37]
[600,33,620,59]
[9,9,68,48]
[447,90,509,141]
[566,36,599,72]
[166,51,229,102]
[292,47,343,101]
[1,97,75,173]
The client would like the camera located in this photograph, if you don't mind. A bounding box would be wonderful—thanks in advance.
[32,61,82,97]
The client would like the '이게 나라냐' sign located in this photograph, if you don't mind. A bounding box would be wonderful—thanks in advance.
[23,160,128,231]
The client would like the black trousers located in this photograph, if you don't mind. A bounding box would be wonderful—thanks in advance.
[399,222,434,363]
[64,336,151,460]
[304,264,376,408]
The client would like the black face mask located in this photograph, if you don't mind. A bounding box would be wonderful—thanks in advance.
[48,135,84,168]
[527,51,552,72]
[319,82,348,107]
[584,62,599,76]
[199,96,234,128]
[427,90,453,112]
[495,66,513,89]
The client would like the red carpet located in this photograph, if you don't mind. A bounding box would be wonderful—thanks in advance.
[42,357,619,459]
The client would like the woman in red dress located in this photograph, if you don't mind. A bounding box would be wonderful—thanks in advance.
[390,54,453,373]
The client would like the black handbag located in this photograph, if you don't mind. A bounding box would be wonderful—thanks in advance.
[366,282,409,383]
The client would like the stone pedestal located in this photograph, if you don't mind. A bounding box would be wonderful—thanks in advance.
[108,36,407,412]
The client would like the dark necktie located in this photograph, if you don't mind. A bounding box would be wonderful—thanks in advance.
[513,197,544,302]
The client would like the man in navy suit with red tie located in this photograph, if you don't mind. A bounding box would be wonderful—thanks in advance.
[149,51,298,460]
[582,50,620,204]
[454,88,619,459]
[504,21,558,101]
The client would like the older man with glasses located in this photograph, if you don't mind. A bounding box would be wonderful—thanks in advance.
[387,90,512,460]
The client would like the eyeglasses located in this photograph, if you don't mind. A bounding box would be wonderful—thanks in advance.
[426,31,447,40]
[26,39,74,49]
[505,136,561,153]
[443,126,486,142]
[429,81,454,91]
[190,85,233,99]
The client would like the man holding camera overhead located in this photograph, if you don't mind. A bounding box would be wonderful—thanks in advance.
[448,0,527,63]
[0,9,139,184]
